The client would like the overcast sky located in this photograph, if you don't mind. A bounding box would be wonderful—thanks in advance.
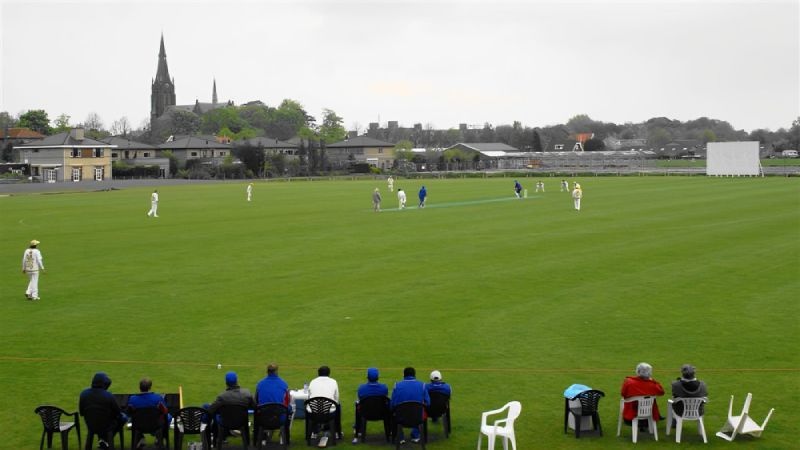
[1,0,798,133]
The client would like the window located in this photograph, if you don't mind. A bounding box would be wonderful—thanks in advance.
[378,148,383,154]
[72,167,81,182]
[71,148,80,157]
[219,151,226,157]
[191,152,198,157]
[554,144,564,150]
[94,167,103,181]
[159,168,166,178]
[94,148,103,157]
[112,152,118,158]
[143,152,150,157]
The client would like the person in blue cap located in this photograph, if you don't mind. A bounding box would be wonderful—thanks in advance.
[352,368,389,444]
[207,372,255,445]
[418,186,427,208]
[514,180,523,198]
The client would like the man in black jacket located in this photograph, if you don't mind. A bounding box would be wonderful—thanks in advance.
[671,364,708,416]
[79,372,127,449]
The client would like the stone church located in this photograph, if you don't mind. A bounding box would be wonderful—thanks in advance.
[150,35,231,139]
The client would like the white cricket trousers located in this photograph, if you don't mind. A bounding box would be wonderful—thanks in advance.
[574,198,581,210]
[26,271,40,298]
[147,202,158,217]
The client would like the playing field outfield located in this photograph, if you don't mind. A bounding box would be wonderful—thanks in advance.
[1,176,798,449]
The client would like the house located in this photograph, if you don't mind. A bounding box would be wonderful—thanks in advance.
[446,143,520,157]
[548,139,583,152]
[658,140,702,157]
[326,136,395,169]
[103,136,170,178]
[1,127,46,145]
[14,129,114,182]
[158,135,232,166]
[782,149,798,158]
[235,137,298,158]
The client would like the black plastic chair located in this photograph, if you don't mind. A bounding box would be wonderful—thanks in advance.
[128,406,169,449]
[425,392,451,439]
[564,389,605,438]
[35,405,82,450]
[392,401,426,449]
[254,403,289,449]
[304,397,338,447]
[356,396,391,443]
[81,405,125,450]
[214,404,250,450]
[173,407,210,450]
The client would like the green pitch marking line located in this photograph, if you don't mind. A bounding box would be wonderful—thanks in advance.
[377,195,536,212]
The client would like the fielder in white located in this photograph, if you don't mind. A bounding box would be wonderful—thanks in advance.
[147,190,159,217]
[387,176,394,192]
[561,179,569,192]
[247,183,253,202]
[22,239,45,301]
[572,183,583,211]
[397,188,407,209]
[536,181,545,192]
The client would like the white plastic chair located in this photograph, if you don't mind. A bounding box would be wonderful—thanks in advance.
[617,396,658,443]
[716,393,774,441]
[666,397,708,443]
[477,401,521,450]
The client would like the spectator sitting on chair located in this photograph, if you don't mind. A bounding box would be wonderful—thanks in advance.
[255,363,292,439]
[621,362,665,429]
[307,365,342,445]
[79,372,128,449]
[352,367,389,444]
[425,370,451,423]
[127,377,170,448]
[390,367,430,444]
[207,372,255,443]
[671,364,708,416]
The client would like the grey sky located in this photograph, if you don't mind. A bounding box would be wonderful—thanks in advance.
[2,0,798,133]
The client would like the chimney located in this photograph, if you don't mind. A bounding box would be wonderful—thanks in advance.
[70,128,85,141]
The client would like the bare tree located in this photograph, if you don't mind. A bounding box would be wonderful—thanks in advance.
[83,112,104,131]
[110,116,131,137]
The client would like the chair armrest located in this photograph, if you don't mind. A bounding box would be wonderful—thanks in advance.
[481,404,509,425]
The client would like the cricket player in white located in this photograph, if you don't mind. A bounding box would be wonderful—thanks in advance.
[397,188,407,209]
[572,183,583,211]
[247,183,253,202]
[536,181,545,192]
[561,179,569,192]
[147,190,159,217]
[22,240,45,300]
[387,176,394,192]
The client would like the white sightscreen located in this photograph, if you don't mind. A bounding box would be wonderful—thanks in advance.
[706,141,760,176]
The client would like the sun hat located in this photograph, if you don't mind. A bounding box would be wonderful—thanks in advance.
[30,240,40,246]
[430,370,442,381]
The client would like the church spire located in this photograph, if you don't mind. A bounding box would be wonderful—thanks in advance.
[212,78,218,105]
[155,33,171,83]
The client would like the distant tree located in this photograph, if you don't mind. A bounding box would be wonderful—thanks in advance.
[319,108,347,144]
[52,114,71,134]
[789,117,800,149]
[18,110,51,135]
[0,111,18,129]
[266,99,310,140]
[110,117,131,136]
[232,143,266,177]
[648,127,672,147]
[167,109,201,136]
[83,112,104,132]
[201,106,247,134]
[532,129,544,152]
[394,139,414,165]
[160,150,179,176]
[583,137,605,151]
[701,129,717,144]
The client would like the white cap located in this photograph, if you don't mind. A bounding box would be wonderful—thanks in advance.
[430,370,442,381]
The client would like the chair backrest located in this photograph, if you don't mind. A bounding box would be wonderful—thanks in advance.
[129,407,164,433]
[359,396,390,421]
[577,390,604,415]
[177,407,208,434]
[393,401,425,427]
[635,396,654,419]
[255,403,288,430]
[306,397,337,418]
[505,401,522,427]
[741,393,753,416]
[217,404,249,430]
[82,404,117,434]
[35,406,68,432]
[427,392,450,419]
[673,397,706,419]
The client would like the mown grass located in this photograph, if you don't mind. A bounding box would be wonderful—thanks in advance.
[1,176,798,449]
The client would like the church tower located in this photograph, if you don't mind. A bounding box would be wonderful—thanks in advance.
[212,78,218,105]
[151,34,176,123]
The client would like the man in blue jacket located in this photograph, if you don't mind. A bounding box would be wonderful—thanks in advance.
[127,378,170,448]
[352,367,389,443]
[79,372,128,449]
[390,367,429,444]
[418,186,427,208]
[255,363,292,444]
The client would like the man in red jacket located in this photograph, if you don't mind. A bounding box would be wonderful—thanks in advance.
[621,362,665,426]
